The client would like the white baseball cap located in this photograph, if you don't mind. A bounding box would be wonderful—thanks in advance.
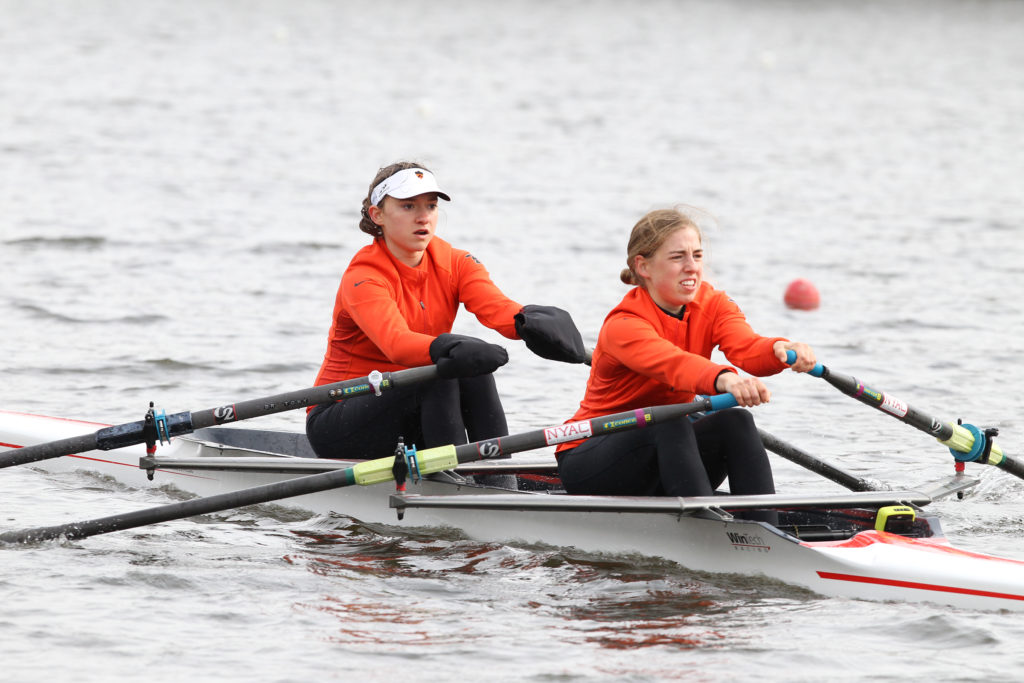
[370,168,451,206]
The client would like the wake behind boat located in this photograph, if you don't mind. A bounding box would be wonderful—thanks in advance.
[2,406,1022,612]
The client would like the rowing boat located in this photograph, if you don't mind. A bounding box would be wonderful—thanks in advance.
[2,406,1022,612]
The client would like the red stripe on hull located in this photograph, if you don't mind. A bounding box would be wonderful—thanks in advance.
[817,571,1024,602]
[809,530,1024,566]
[0,410,108,426]
[0,441,213,480]
[65,452,216,480]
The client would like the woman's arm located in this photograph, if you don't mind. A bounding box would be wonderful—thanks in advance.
[707,293,788,376]
[454,252,522,338]
[602,314,734,396]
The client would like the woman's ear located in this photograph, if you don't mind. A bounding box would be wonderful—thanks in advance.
[634,254,648,280]
[367,203,384,226]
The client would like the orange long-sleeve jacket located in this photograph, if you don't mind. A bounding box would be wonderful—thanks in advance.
[312,236,522,388]
[556,284,787,451]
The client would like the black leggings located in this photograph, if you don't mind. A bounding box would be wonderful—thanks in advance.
[556,409,775,497]
[305,374,508,459]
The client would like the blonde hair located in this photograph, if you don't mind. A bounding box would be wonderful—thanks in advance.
[358,161,432,237]
[620,207,705,286]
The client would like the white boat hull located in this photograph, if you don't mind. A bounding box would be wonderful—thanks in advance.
[2,409,1023,612]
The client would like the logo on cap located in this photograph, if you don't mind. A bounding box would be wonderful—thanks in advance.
[415,171,424,179]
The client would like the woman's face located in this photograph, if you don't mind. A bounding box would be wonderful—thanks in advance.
[635,226,703,313]
[369,193,439,265]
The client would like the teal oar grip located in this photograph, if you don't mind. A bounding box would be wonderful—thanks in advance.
[707,393,738,411]
[785,350,824,377]
[693,394,739,412]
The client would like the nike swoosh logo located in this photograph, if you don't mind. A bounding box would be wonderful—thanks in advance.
[354,280,368,287]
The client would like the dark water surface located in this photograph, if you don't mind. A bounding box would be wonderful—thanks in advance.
[2,1,1023,680]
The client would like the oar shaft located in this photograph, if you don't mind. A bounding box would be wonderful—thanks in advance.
[0,365,440,469]
[787,350,1023,481]
[336,395,738,485]
[0,464,363,544]
[816,366,955,441]
[0,433,105,469]
[0,394,736,543]
[758,429,878,492]
[448,394,739,464]
[689,399,877,493]
[817,366,1019,470]
[186,365,436,429]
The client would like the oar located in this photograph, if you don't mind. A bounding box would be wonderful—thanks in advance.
[758,429,878,492]
[0,365,440,470]
[786,351,1024,480]
[0,394,738,544]
[691,395,877,492]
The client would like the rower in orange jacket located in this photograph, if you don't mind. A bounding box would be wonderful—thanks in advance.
[556,206,817,505]
[307,161,586,460]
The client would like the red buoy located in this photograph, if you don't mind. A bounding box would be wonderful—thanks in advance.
[784,278,820,310]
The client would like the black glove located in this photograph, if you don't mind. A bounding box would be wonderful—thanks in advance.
[514,305,587,364]
[429,333,509,379]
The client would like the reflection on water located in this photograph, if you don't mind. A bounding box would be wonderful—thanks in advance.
[284,517,811,653]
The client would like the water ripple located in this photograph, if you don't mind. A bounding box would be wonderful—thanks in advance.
[12,302,167,325]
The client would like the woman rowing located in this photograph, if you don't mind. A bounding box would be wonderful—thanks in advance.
[307,161,586,460]
[556,206,817,501]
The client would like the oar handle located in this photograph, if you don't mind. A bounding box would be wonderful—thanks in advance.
[784,350,824,376]
[702,394,740,412]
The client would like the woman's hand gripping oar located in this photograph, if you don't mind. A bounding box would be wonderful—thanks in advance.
[0,394,738,544]
[786,351,1023,481]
